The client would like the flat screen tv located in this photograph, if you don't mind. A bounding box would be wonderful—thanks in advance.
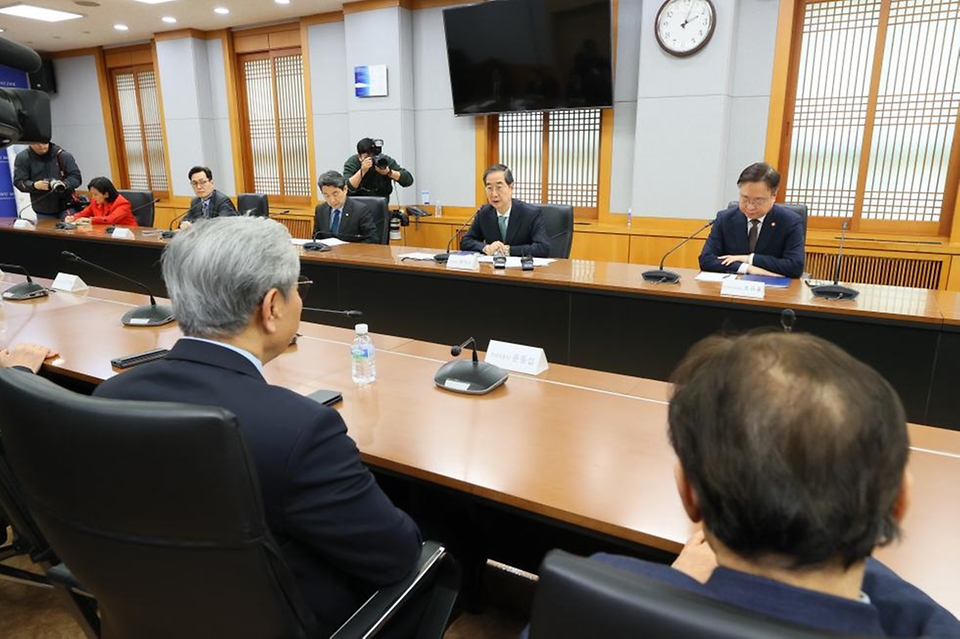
[442,0,613,116]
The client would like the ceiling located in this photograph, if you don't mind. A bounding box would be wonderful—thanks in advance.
[2,0,345,53]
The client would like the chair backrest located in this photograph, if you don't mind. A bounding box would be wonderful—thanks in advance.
[0,369,318,639]
[728,201,808,242]
[119,189,155,227]
[350,196,390,244]
[238,193,270,218]
[529,550,847,639]
[534,203,574,258]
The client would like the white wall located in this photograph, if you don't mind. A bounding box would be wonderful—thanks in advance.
[308,21,351,182]
[205,38,236,194]
[49,56,111,182]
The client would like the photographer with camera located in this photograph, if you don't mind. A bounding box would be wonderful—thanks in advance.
[343,137,413,200]
[13,141,83,220]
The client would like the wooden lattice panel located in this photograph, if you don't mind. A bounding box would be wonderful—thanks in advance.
[805,250,945,289]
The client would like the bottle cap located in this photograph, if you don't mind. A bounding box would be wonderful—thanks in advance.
[355,323,368,335]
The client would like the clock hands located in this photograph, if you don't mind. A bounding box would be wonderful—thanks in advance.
[681,12,702,28]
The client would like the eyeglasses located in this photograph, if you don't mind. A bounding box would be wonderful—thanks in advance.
[484,183,510,193]
[739,195,772,208]
[297,275,313,297]
[190,179,211,188]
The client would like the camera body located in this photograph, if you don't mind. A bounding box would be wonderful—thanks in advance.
[368,138,389,170]
[50,179,67,193]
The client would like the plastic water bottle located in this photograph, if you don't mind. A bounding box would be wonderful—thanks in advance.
[351,323,376,384]
[627,207,633,228]
[435,200,443,218]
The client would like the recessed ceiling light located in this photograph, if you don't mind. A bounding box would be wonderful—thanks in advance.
[161,15,176,23]
[114,23,128,30]
[214,6,229,14]
[275,0,290,4]
[133,0,175,4]
[0,4,83,22]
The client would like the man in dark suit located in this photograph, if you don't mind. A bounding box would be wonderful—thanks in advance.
[180,166,238,229]
[93,217,421,636]
[460,164,551,257]
[566,333,960,637]
[313,170,379,243]
[699,162,805,278]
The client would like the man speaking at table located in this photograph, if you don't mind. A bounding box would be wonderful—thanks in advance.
[460,164,550,257]
[698,162,805,278]
[93,217,421,635]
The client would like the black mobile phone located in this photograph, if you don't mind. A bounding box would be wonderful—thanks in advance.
[521,255,534,271]
[307,389,343,406]
[493,255,507,269]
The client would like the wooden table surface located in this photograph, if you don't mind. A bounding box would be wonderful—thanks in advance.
[1,273,958,616]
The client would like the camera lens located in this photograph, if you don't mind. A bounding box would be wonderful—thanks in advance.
[374,155,389,170]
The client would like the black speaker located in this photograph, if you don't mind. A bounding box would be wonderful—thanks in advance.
[28,58,56,94]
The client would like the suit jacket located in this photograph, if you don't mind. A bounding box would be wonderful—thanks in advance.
[699,204,805,278]
[586,555,960,638]
[184,190,238,224]
[460,199,551,257]
[73,194,137,226]
[94,339,421,636]
[313,197,379,244]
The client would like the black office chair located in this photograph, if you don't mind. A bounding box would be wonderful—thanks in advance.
[0,368,459,639]
[119,189,155,227]
[534,203,574,258]
[350,196,391,244]
[0,440,100,637]
[529,550,848,639]
[728,201,808,242]
[238,193,270,218]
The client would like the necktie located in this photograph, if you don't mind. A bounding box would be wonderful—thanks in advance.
[201,198,210,217]
[331,209,342,234]
[498,215,508,240]
[748,219,760,253]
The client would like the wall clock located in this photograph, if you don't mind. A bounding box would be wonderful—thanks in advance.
[655,0,717,57]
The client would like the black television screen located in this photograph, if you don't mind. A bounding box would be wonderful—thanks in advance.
[442,0,613,116]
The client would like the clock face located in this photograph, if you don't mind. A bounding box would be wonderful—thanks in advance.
[655,0,717,57]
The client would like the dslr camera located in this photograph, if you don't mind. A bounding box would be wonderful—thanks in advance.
[50,179,67,193]
[369,138,389,170]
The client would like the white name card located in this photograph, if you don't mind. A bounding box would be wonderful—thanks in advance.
[721,278,765,300]
[112,227,135,239]
[12,219,35,230]
[485,339,549,375]
[446,253,480,272]
[51,272,89,293]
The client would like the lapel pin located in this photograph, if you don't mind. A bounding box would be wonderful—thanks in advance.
[771,222,776,227]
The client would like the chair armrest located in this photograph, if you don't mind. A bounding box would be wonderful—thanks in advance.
[47,563,94,598]
[330,540,459,639]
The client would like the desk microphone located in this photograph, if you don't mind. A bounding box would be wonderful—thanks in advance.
[642,219,716,284]
[304,230,372,251]
[302,306,363,318]
[0,263,48,300]
[434,209,480,263]
[61,251,174,326]
[435,336,508,395]
[162,201,202,238]
[780,309,796,333]
[12,190,57,229]
[811,219,859,301]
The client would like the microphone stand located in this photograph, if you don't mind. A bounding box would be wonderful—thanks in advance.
[434,337,508,394]
[642,219,715,284]
[811,220,859,300]
[434,210,481,263]
[0,263,48,300]
[61,251,174,326]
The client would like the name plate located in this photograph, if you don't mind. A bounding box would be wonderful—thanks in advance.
[112,227,135,239]
[12,219,35,230]
[721,278,765,300]
[446,253,480,271]
[51,272,89,293]
[485,339,549,375]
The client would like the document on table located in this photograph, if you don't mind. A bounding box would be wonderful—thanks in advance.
[398,252,439,261]
[477,256,555,268]
[291,238,348,247]
[695,272,736,282]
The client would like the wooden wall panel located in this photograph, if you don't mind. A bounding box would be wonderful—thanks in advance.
[805,250,947,290]
[628,236,706,269]
[570,232,629,262]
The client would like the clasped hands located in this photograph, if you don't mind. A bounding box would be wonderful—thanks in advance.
[483,241,509,256]
[718,254,780,276]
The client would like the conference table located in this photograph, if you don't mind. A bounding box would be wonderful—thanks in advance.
[0,273,958,617]
[0,219,958,433]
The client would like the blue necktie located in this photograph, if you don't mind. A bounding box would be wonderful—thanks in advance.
[201,198,210,217]
[331,209,342,234]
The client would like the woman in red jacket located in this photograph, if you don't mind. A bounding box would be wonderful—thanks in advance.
[65,177,137,226]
